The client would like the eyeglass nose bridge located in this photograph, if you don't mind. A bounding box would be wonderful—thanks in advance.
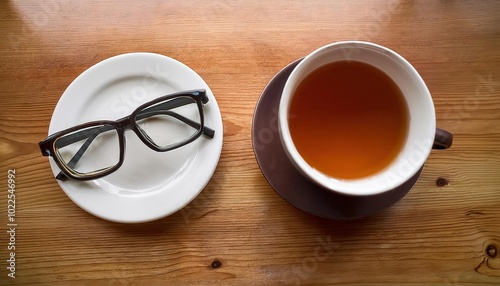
[109,113,162,153]
[115,116,136,130]
[98,116,146,155]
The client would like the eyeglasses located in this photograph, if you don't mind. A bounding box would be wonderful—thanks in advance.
[39,89,215,181]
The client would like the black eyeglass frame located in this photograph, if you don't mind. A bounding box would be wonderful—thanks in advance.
[39,89,215,181]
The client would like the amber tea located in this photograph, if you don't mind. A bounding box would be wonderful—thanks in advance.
[288,60,409,179]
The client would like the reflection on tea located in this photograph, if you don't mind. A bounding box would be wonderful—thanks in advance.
[288,60,409,179]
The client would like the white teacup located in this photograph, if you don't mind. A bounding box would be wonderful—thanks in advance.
[279,41,452,196]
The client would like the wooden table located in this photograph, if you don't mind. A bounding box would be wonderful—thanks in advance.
[1,1,499,285]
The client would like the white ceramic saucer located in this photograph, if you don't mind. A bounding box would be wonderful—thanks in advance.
[47,53,223,223]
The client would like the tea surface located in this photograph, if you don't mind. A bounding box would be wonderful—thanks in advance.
[288,60,409,179]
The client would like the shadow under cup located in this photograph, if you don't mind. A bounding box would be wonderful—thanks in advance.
[279,41,453,197]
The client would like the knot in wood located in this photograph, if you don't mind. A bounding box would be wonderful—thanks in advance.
[486,245,497,258]
[211,259,222,269]
[436,177,449,187]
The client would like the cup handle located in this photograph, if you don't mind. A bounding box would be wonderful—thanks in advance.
[433,128,453,150]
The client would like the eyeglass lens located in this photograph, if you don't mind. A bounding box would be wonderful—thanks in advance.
[54,124,121,176]
[135,95,201,148]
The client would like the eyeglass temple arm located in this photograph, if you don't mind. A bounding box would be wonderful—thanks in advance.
[55,100,215,181]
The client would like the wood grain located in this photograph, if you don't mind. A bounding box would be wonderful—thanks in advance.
[1,0,500,285]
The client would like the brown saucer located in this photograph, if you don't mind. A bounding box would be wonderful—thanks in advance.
[251,59,422,219]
